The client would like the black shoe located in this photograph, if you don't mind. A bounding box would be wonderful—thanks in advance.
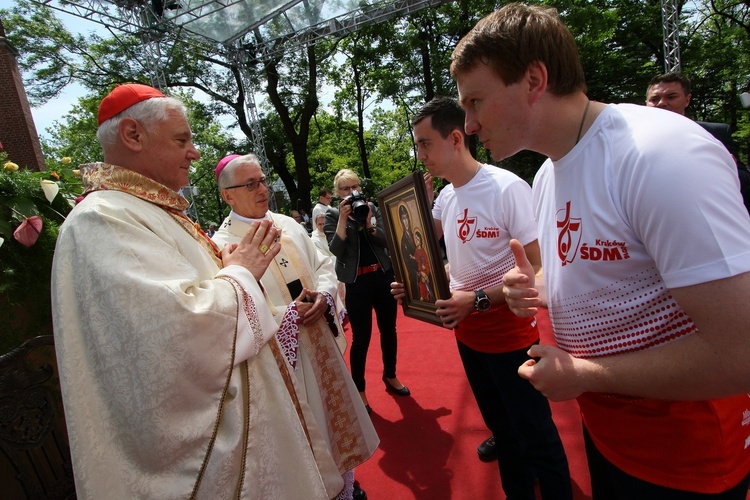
[477,436,497,462]
[382,375,411,396]
[353,480,367,500]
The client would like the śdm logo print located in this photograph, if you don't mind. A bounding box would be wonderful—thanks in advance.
[556,200,630,265]
[457,208,477,243]
[557,201,582,266]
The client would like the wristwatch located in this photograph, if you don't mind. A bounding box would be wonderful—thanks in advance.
[474,289,491,312]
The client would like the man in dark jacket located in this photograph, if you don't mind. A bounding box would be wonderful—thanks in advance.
[646,73,750,214]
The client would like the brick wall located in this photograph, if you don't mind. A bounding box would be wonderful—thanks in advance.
[0,18,46,171]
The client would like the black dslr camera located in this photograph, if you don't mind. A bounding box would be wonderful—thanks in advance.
[344,190,370,225]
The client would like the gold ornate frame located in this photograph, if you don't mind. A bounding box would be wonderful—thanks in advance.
[378,172,450,327]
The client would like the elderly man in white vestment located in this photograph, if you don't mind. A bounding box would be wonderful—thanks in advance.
[213,154,377,499]
[51,84,377,499]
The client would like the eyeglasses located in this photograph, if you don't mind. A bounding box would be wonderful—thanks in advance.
[224,177,267,192]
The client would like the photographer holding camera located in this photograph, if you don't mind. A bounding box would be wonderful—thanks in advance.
[324,168,410,413]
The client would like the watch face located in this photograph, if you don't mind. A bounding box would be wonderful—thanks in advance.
[475,291,491,312]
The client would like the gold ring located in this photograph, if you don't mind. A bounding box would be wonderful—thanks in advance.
[259,243,270,255]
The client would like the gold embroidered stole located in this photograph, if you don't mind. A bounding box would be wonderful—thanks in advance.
[80,162,222,267]
[266,218,371,471]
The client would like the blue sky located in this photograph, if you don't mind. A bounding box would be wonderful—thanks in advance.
[1,0,103,138]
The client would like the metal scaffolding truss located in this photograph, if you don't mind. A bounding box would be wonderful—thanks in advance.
[30,0,451,215]
[661,0,682,73]
[33,0,686,95]
[36,0,451,59]
[220,0,452,58]
[36,0,209,88]
[38,0,169,39]
[30,0,456,101]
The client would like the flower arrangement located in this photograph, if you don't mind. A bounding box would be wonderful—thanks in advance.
[0,149,81,352]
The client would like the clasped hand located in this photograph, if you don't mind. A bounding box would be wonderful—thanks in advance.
[294,288,326,326]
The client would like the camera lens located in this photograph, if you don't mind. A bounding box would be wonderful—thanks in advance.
[351,200,369,221]
[347,190,370,224]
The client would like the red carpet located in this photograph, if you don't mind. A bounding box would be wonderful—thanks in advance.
[346,308,592,499]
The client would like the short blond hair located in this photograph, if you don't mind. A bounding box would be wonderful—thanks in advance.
[333,168,361,196]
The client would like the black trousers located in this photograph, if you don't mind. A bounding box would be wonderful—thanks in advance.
[345,267,398,392]
[457,340,573,500]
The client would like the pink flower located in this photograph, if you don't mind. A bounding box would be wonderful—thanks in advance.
[13,216,43,247]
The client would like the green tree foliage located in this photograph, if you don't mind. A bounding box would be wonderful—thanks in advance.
[307,111,362,192]
[328,29,385,180]
[2,0,80,105]
[550,0,664,103]
[2,0,749,193]
[257,41,333,213]
[365,106,421,193]
[680,0,750,163]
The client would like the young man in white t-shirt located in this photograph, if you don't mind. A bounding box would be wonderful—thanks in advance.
[451,3,750,497]
[392,96,572,499]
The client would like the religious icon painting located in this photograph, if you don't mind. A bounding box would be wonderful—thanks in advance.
[378,172,450,327]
